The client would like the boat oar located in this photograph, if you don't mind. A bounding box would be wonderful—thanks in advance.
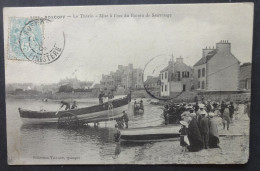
[55,107,62,115]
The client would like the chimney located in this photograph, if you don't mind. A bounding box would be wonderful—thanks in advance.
[168,58,174,81]
[202,46,214,58]
[216,40,231,53]
[128,63,133,70]
[176,56,183,63]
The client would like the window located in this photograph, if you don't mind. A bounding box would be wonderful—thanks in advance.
[245,79,248,89]
[177,72,180,81]
[161,85,163,92]
[165,85,167,92]
[202,81,205,89]
[198,81,200,88]
[187,72,189,78]
[161,73,163,80]
[202,68,205,77]
[165,72,167,79]
[183,84,186,91]
[198,69,201,78]
[182,72,184,78]
[171,73,174,80]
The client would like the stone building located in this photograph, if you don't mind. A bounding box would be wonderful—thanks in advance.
[100,74,115,90]
[121,64,134,89]
[133,68,143,89]
[100,63,143,90]
[144,76,160,89]
[193,40,240,91]
[160,57,193,97]
[239,63,251,90]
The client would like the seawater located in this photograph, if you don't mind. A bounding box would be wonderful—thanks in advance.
[6,97,165,164]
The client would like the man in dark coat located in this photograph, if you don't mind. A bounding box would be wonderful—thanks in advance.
[98,92,104,104]
[200,113,210,149]
[122,111,129,128]
[220,101,225,118]
[187,118,204,152]
[194,102,199,113]
[60,101,70,110]
[229,102,235,123]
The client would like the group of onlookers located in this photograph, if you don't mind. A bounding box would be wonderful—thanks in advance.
[177,99,250,153]
[178,103,220,153]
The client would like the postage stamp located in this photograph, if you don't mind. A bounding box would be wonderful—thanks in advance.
[8,18,65,64]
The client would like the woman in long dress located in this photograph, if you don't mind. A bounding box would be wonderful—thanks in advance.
[208,113,220,148]
[187,117,204,152]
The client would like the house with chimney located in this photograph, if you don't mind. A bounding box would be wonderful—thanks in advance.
[160,57,193,97]
[239,63,251,90]
[193,40,240,91]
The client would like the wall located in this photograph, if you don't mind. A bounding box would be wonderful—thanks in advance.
[207,52,239,91]
[160,71,170,96]
[239,79,251,90]
[198,91,250,102]
[169,81,182,92]
[133,69,144,89]
[193,63,206,90]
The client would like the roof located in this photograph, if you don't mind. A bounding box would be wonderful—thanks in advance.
[145,77,160,84]
[239,64,252,81]
[174,62,192,71]
[160,62,192,73]
[194,50,217,66]
[160,65,170,73]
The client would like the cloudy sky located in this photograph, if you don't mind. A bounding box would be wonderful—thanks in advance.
[4,3,253,84]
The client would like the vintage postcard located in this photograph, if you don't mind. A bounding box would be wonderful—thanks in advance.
[4,3,253,164]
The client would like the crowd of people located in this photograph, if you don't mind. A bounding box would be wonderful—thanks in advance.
[163,99,251,153]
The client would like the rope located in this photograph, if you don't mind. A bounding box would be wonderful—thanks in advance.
[207,62,238,78]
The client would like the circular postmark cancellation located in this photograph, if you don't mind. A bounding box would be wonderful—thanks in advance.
[19,18,65,64]
[143,55,183,101]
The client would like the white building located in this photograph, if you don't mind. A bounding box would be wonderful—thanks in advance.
[160,57,193,97]
[193,40,240,91]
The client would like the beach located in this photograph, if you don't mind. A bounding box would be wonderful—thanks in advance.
[134,113,249,164]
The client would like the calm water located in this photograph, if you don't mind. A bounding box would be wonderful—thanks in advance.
[6,97,165,164]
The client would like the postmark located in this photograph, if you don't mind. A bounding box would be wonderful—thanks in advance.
[8,18,65,64]
[143,55,183,101]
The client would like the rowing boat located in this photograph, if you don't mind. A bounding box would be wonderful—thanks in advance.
[120,124,181,142]
[19,96,129,125]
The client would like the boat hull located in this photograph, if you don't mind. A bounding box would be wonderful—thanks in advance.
[120,125,181,142]
[21,105,128,124]
[19,96,129,125]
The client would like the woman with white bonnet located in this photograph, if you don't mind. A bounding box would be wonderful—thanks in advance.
[208,112,220,148]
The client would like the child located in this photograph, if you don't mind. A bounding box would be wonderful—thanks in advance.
[114,124,121,142]
[179,121,190,154]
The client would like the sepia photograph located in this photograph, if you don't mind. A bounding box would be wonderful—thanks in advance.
[3,3,253,164]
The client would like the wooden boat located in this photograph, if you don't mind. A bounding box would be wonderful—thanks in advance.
[119,125,181,142]
[19,96,129,125]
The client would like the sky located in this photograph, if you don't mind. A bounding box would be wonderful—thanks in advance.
[4,3,254,84]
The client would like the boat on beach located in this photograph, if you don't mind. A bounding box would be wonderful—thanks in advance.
[119,124,181,142]
[19,96,130,125]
